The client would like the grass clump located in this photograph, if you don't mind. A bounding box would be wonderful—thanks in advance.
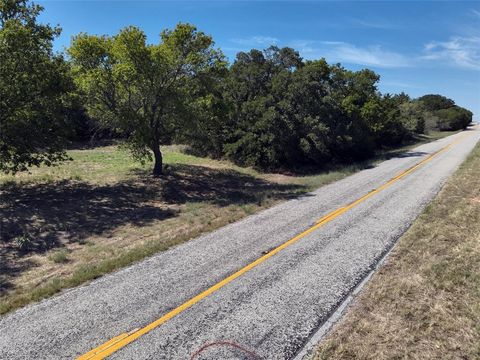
[48,250,69,264]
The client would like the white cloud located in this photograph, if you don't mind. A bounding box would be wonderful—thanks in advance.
[284,40,411,68]
[227,33,480,71]
[288,40,316,54]
[472,9,480,18]
[322,42,412,68]
[320,41,345,46]
[422,36,480,70]
[381,80,423,89]
[230,36,278,46]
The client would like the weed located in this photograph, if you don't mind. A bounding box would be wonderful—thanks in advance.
[13,234,35,252]
[48,250,69,264]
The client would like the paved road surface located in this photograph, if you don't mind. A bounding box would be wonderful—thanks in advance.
[1,128,479,360]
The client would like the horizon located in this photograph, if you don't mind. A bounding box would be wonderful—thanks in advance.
[39,0,480,120]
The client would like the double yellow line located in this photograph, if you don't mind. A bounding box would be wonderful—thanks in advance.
[78,134,468,360]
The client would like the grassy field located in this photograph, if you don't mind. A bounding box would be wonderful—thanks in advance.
[312,142,480,359]
[0,131,458,315]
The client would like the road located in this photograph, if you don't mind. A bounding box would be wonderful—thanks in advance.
[1,128,479,360]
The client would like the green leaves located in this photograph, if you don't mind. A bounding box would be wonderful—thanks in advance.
[68,34,112,71]
[2,2,472,175]
[217,47,382,170]
[417,95,472,131]
[0,0,71,173]
[68,23,225,175]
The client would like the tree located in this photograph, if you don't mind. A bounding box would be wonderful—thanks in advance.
[436,106,472,130]
[333,67,379,159]
[222,46,304,169]
[361,94,409,146]
[398,100,426,134]
[219,49,393,170]
[286,59,339,165]
[68,24,225,175]
[416,94,472,131]
[418,94,454,111]
[0,0,71,173]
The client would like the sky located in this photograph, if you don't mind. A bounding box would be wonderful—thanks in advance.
[38,0,480,120]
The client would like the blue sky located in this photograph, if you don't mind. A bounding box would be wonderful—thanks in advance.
[38,0,480,119]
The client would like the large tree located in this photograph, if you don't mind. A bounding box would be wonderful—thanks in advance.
[222,46,305,169]
[68,24,225,175]
[418,94,455,111]
[0,0,71,173]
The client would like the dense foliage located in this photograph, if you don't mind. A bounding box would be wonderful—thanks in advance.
[68,24,225,175]
[215,49,382,169]
[187,48,472,170]
[417,94,473,131]
[0,1,474,174]
[0,0,71,173]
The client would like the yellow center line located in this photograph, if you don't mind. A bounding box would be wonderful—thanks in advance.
[77,133,469,360]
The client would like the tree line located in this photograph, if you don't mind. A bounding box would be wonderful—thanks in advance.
[0,0,473,175]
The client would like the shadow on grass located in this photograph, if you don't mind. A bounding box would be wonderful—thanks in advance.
[156,164,304,205]
[0,164,304,294]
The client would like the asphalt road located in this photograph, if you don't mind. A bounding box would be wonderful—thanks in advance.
[1,128,479,360]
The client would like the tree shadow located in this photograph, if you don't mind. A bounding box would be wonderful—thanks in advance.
[0,180,176,250]
[157,164,304,206]
[0,164,304,294]
[267,146,431,176]
[380,150,428,160]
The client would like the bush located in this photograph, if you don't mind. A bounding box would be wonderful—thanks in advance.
[436,106,472,131]
[186,46,474,171]
[215,50,386,170]
[14,234,35,252]
[417,94,472,131]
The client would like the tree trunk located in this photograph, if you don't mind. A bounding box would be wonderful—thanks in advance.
[152,143,163,176]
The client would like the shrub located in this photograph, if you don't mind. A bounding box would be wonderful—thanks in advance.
[48,250,69,264]
[435,106,472,131]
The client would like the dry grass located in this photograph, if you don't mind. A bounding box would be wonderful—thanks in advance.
[0,131,458,315]
[0,144,361,315]
[312,142,480,359]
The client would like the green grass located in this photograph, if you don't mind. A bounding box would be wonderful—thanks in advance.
[0,130,458,188]
[48,250,69,264]
[0,146,195,185]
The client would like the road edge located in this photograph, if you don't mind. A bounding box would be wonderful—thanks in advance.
[293,127,479,360]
